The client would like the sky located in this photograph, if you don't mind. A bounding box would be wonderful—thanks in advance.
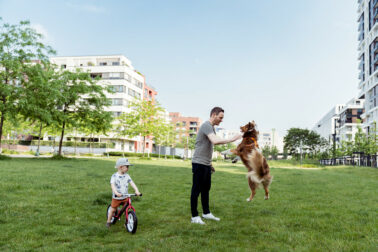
[0,0,359,136]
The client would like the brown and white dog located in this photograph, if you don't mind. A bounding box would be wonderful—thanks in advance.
[231,121,273,202]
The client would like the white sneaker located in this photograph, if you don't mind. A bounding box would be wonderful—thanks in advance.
[191,216,205,225]
[202,213,220,221]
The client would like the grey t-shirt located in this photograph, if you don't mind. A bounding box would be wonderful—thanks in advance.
[192,120,215,166]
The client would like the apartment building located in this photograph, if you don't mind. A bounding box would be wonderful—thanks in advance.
[338,98,365,141]
[357,0,378,132]
[312,104,345,143]
[169,112,202,141]
[259,129,284,153]
[50,54,146,152]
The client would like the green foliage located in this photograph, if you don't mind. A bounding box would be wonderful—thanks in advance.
[104,151,181,159]
[52,69,113,155]
[284,128,327,159]
[0,18,55,151]
[114,100,166,155]
[0,154,11,160]
[29,140,115,148]
[1,149,19,154]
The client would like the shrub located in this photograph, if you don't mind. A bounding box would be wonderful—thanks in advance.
[0,154,11,160]
[104,152,181,159]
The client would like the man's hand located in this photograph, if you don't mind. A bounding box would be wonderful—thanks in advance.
[211,165,215,173]
[232,134,243,141]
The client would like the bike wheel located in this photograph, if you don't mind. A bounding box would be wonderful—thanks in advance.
[125,211,138,233]
[106,205,119,224]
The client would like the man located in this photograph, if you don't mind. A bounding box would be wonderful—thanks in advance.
[190,107,242,224]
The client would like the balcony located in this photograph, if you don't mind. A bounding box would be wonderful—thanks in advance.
[358,20,364,31]
[359,71,365,80]
[358,59,364,70]
[358,30,365,41]
[374,0,378,9]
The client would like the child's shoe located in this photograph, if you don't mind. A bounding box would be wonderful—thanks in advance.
[106,222,111,228]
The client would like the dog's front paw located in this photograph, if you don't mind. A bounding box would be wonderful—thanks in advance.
[246,198,252,202]
[264,195,269,200]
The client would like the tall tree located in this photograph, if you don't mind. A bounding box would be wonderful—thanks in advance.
[21,61,61,155]
[0,18,55,152]
[53,69,113,156]
[114,100,165,156]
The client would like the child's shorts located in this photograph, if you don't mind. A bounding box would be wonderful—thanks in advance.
[111,198,128,208]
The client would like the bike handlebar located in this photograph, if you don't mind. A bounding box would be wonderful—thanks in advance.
[119,193,142,197]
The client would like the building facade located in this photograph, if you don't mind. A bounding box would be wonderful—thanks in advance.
[312,104,345,143]
[169,112,202,141]
[357,0,378,132]
[50,55,146,152]
[259,129,284,153]
[338,98,365,141]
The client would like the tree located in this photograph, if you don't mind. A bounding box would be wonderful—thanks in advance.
[270,146,279,160]
[20,61,61,155]
[115,100,165,156]
[284,128,324,160]
[53,69,113,156]
[0,18,55,152]
[261,145,271,159]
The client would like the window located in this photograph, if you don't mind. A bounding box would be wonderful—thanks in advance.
[112,98,123,106]
[110,85,126,93]
[128,88,141,99]
[99,62,107,66]
[61,64,66,69]
[182,121,186,126]
[112,62,120,66]
[113,111,122,117]
[133,78,143,89]
[109,72,121,79]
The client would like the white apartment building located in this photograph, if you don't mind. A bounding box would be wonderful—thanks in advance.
[259,129,284,153]
[50,54,145,152]
[312,104,345,143]
[357,0,378,132]
[215,127,240,140]
[338,98,365,141]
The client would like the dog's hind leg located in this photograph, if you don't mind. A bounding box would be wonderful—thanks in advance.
[247,179,257,202]
[262,176,272,200]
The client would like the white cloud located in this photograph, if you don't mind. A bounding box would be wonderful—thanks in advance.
[65,2,106,13]
[31,23,54,45]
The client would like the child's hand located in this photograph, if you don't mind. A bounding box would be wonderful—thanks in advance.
[116,192,123,197]
[136,191,141,196]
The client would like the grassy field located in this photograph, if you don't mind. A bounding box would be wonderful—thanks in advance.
[0,157,377,251]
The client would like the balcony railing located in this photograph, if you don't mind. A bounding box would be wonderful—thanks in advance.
[373,0,378,9]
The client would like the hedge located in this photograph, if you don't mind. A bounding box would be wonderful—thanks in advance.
[2,140,115,148]
[104,151,181,159]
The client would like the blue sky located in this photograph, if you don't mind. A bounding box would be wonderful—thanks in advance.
[0,0,359,136]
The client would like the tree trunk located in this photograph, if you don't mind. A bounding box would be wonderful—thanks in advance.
[159,145,161,159]
[143,136,146,157]
[123,139,125,157]
[58,120,66,156]
[0,111,4,153]
[36,123,43,156]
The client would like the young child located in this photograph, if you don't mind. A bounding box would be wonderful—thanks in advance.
[106,158,141,228]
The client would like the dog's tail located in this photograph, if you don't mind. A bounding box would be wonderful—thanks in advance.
[246,171,263,184]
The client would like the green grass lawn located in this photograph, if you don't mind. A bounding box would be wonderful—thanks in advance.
[0,158,377,251]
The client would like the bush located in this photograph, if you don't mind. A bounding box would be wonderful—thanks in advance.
[30,140,115,148]
[50,154,68,160]
[1,149,20,154]
[104,152,181,159]
[0,154,11,160]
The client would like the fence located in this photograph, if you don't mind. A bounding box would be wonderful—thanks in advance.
[319,154,377,168]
